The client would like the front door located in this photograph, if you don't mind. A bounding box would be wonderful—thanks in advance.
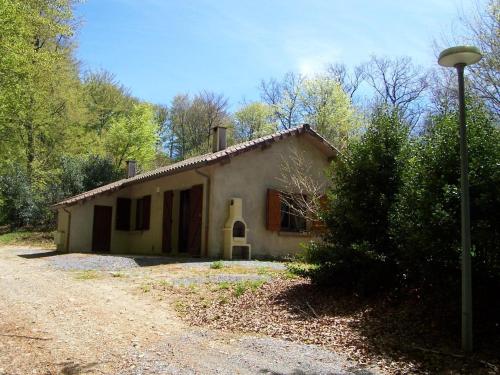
[178,185,203,256]
[92,205,112,252]
[162,190,173,253]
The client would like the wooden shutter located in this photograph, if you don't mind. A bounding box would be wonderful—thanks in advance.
[187,185,203,256]
[116,198,131,231]
[162,191,174,252]
[311,195,328,232]
[266,189,281,231]
[135,198,143,230]
[142,195,151,230]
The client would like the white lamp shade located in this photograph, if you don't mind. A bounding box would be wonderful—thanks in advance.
[438,46,482,67]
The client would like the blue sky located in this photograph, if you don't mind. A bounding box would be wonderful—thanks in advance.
[75,0,477,107]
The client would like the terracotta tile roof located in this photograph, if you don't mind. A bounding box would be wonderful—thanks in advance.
[53,124,337,207]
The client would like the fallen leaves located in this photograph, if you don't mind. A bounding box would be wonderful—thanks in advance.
[163,276,500,375]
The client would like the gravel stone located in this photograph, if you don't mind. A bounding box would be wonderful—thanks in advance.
[48,253,286,271]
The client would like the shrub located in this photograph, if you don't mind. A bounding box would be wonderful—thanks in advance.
[391,101,500,291]
[304,108,409,293]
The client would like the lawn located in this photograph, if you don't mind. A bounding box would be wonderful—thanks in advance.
[0,230,55,249]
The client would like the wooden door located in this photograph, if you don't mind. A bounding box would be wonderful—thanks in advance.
[178,189,190,253]
[162,190,173,253]
[187,184,203,256]
[92,205,112,252]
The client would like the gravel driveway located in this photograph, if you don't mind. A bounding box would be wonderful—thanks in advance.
[48,252,285,271]
[0,247,380,375]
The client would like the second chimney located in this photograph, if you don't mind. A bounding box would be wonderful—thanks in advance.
[126,160,136,178]
[212,125,227,153]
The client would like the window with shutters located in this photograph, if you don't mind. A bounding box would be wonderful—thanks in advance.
[116,198,131,231]
[266,189,307,233]
[280,195,307,232]
[135,195,151,230]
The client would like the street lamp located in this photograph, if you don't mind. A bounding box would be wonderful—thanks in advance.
[438,45,482,352]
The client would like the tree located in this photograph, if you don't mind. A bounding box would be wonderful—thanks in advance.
[0,0,82,180]
[104,103,159,170]
[300,75,362,150]
[233,102,276,142]
[260,72,305,129]
[326,63,364,100]
[361,56,429,127]
[434,0,500,119]
[82,70,135,134]
[165,92,231,160]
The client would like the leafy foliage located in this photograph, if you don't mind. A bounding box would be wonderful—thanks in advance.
[391,101,500,290]
[104,103,159,169]
[301,108,409,294]
[303,100,500,306]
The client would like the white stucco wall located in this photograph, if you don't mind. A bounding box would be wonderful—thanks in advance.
[207,134,331,258]
[58,168,211,254]
[56,133,332,258]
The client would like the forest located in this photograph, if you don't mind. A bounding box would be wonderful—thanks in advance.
[0,0,498,233]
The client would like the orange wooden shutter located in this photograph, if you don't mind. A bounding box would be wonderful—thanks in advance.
[266,189,281,231]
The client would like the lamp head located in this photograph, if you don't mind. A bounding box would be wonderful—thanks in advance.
[438,46,482,67]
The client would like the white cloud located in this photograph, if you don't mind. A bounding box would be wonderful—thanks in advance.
[285,38,341,77]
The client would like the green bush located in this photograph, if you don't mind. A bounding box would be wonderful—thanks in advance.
[391,101,500,290]
[304,108,408,293]
[304,101,500,301]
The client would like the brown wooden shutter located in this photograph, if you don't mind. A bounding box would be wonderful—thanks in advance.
[311,195,328,232]
[116,198,131,231]
[142,195,151,230]
[187,185,203,256]
[162,191,174,252]
[266,189,281,231]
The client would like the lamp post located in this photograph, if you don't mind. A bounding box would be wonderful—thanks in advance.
[438,46,482,352]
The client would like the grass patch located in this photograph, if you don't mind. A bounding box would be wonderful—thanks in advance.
[210,260,224,269]
[233,280,266,297]
[285,262,317,279]
[74,270,100,280]
[140,283,151,293]
[0,230,54,248]
[156,279,171,288]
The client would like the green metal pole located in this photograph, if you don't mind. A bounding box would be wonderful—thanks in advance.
[456,63,473,352]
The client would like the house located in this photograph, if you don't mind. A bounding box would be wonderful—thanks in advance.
[53,124,337,259]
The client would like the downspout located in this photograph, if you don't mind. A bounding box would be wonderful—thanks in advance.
[195,169,210,257]
[62,207,71,252]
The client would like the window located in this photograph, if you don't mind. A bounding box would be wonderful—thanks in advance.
[116,198,131,231]
[135,195,151,230]
[266,189,307,232]
[280,196,307,232]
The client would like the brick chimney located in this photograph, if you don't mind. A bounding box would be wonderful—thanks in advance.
[126,160,136,178]
[212,125,227,153]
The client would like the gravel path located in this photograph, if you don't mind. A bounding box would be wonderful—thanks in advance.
[48,252,286,271]
[0,247,380,375]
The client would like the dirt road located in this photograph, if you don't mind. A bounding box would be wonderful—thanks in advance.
[0,247,378,375]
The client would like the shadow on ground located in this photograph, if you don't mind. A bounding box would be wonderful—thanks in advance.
[273,281,499,374]
[18,250,61,259]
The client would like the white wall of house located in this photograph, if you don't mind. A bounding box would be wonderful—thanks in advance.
[58,168,211,254]
[56,133,332,258]
[208,134,331,258]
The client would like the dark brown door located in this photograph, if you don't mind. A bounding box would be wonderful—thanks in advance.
[187,184,203,256]
[162,190,173,253]
[92,205,112,252]
[178,185,203,255]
